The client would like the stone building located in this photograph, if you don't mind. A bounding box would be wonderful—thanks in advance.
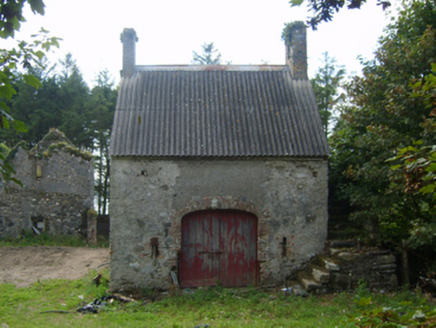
[110,23,329,291]
[0,129,94,238]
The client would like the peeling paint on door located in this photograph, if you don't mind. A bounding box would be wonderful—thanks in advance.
[180,210,258,287]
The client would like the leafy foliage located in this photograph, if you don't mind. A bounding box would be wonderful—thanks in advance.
[351,296,436,327]
[388,64,436,249]
[1,29,60,136]
[329,0,436,253]
[0,0,45,38]
[281,21,306,44]
[0,0,60,187]
[348,280,436,326]
[289,0,391,30]
[191,42,222,65]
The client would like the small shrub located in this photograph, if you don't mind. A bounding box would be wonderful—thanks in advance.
[350,287,436,327]
[355,279,371,298]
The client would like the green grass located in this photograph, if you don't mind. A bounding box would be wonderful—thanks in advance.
[0,271,432,328]
[0,236,433,326]
[0,231,109,248]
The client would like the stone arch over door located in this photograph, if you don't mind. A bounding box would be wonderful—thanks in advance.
[179,209,258,288]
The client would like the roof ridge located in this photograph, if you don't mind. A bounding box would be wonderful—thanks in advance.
[135,65,288,72]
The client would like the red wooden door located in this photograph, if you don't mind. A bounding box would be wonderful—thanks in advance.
[180,210,258,288]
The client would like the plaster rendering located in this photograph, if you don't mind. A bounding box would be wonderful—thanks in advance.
[110,158,328,291]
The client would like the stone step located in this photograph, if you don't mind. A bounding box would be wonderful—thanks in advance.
[329,240,357,248]
[308,263,330,283]
[287,280,309,297]
[318,256,341,272]
[329,247,341,256]
[296,271,322,291]
[285,244,397,295]
[300,277,323,292]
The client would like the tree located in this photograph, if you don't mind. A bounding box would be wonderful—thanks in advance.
[1,0,60,187]
[88,70,117,215]
[311,52,346,135]
[0,0,45,38]
[57,53,93,150]
[191,42,222,65]
[0,57,62,147]
[289,0,391,29]
[329,0,436,275]
[388,64,436,250]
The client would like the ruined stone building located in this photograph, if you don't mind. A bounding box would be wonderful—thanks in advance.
[109,22,329,291]
[0,129,94,238]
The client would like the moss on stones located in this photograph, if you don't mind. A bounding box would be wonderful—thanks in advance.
[5,141,28,162]
[29,129,93,161]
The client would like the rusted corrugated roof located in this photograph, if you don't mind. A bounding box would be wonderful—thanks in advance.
[110,65,329,157]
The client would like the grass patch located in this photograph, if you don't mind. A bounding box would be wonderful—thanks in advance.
[0,272,433,328]
[0,231,109,248]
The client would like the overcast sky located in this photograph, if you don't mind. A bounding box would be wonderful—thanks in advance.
[9,0,399,87]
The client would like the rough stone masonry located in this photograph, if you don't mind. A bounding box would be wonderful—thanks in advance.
[110,157,328,291]
[0,130,94,238]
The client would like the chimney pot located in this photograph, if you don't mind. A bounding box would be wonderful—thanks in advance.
[284,21,308,80]
[121,28,138,78]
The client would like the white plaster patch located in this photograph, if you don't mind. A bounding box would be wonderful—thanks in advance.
[129,262,140,269]
[157,162,181,186]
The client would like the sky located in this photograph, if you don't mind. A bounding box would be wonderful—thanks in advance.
[8,0,399,88]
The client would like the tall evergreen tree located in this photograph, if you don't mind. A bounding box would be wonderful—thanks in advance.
[191,43,222,65]
[0,58,61,147]
[311,52,346,135]
[57,53,92,150]
[88,69,117,215]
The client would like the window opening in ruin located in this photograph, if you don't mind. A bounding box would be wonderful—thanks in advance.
[281,237,287,257]
[31,216,47,234]
[151,237,159,259]
[36,165,42,179]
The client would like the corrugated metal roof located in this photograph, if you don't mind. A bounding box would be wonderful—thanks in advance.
[110,65,329,158]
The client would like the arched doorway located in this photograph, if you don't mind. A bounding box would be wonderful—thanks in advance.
[180,209,258,288]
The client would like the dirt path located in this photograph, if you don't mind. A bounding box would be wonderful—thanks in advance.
[0,246,110,288]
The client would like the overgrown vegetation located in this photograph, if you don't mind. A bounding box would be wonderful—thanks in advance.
[0,231,109,248]
[289,0,391,30]
[328,0,436,281]
[1,17,116,213]
[42,142,93,161]
[350,281,436,327]
[0,0,60,187]
[0,272,433,327]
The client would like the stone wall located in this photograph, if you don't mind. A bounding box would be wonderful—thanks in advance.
[0,138,94,238]
[110,157,328,291]
[327,247,398,292]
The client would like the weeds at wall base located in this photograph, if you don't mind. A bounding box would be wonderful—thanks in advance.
[0,231,109,248]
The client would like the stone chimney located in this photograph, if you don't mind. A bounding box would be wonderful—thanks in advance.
[284,22,307,80]
[120,28,138,78]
